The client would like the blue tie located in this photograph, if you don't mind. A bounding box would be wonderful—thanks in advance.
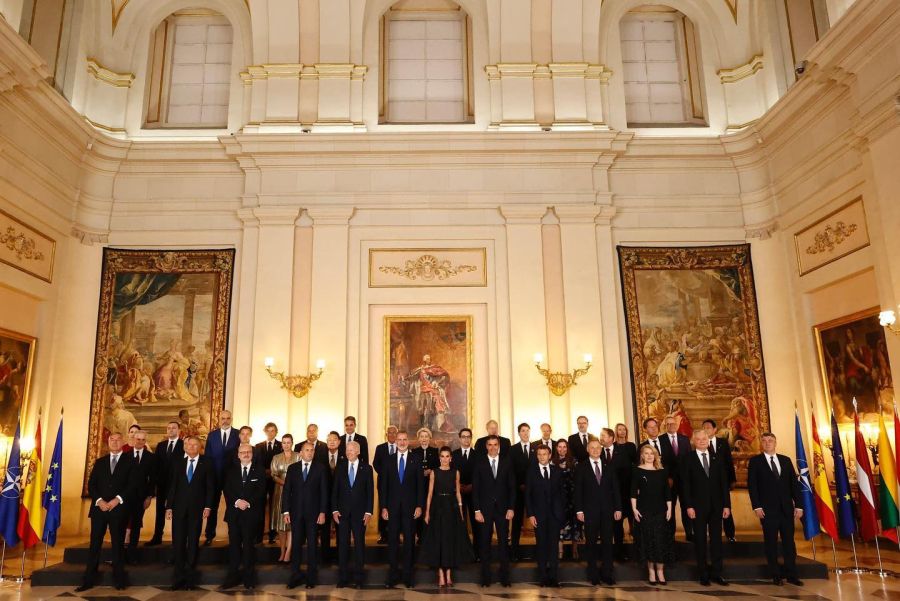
[302,463,308,482]
[349,463,356,487]
[187,458,195,483]
[399,454,405,484]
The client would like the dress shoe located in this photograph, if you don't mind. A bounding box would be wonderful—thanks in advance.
[712,577,728,586]
[699,578,711,586]
[244,584,256,591]
[590,578,600,586]
[74,584,93,592]
[539,578,548,587]
[218,581,238,591]
[168,584,183,591]
[727,537,736,543]
[501,580,511,588]
[202,538,213,546]
[657,579,667,586]
[404,580,414,588]
[550,579,561,587]
[385,580,397,589]
[377,536,387,544]
[786,577,803,586]
[305,583,315,589]
[145,538,162,546]
[772,577,784,586]
[602,577,616,586]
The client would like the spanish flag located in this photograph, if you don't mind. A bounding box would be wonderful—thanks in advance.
[882,411,900,543]
[810,413,838,539]
[17,419,42,548]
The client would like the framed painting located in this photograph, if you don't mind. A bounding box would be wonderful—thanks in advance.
[384,316,473,449]
[83,248,235,495]
[0,327,36,438]
[618,244,770,486]
[814,308,893,424]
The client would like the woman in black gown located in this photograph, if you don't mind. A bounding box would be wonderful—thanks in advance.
[552,439,582,560]
[631,444,674,585]
[421,446,474,587]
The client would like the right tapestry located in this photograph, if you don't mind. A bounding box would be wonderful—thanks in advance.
[618,244,770,486]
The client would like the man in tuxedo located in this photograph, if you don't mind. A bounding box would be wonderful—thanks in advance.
[451,428,479,559]
[77,433,137,592]
[526,444,564,587]
[332,441,374,588]
[600,427,631,561]
[379,431,425,588]
[147,421,183,546]
[282,441,329,589]
[372,424,399,544]
[339,416,369,464]
[320,430,342,560]
[680,429,731,586]
[568,415,593,462]
[221,444,266,591]
[474,420,511,456]
[254,421,281,544]
[293,423,329,464]
[166,436,215,591]
[748,432,803,586]
[662,415,692,540]
[472,434,516,587]
[575,440,621,586]
[509,422,534,561]
[537,423,556,449]
[704,419,737,542]
[203,410,238,545]
[125,430,158,562]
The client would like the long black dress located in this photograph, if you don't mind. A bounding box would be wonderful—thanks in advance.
[420,467,475,568]
[630,467,675,563]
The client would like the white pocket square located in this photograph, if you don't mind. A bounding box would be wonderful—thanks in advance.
[251,478,259,482]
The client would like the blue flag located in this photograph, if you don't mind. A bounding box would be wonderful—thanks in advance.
[0,422,22,547]
[795,413,820,540]
[830,413,856,537]
[42,418,62,547]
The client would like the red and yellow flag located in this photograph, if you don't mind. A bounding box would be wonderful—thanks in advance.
[17,419,43,548]
[810,413,838,539]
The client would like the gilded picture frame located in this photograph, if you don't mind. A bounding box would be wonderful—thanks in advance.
[83,248,235,495]
[384,316,474,449]
[0,326,36,438]
[618,244,770,487]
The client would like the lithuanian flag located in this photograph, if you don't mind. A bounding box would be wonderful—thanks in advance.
[16,419,42,548]
[881,412,900,543]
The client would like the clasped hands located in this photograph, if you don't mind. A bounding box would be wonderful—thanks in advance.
[380,507,422,521]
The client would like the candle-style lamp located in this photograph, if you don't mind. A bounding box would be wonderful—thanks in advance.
[534,353,593,396]
[264,356,326,398]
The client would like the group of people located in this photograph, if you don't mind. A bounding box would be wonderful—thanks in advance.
[79,411,806,592]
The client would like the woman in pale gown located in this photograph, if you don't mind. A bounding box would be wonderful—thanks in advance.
[270,434,300,562]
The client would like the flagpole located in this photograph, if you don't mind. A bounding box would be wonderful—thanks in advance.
[0,541,6,582]
[15,547,25,583]
[0,405,21,584]
[41,541,47,569]
[810,537,817,561]
[872,535,887,577]
[830,537,842,574]
[848,534,863,574]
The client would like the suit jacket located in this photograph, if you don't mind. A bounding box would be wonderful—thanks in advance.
[474,435,511,457]
[525,463,565,524]
[378,451,426,515]
[510,441,535,486]
[709,436,737,485]
[658,433,691,477]
[568,432,594,462]
[602,444,632,499]
[129,448,159,500]
[205,427,240,475]
[450,447,477,487]
[167,454,216,519]
[573,457,621,521]
[372,441,396,476]
[153,438,184,496]
[747,453,800,518]
[331,459,374,518]
[679,450,731,516]
[223,461,267,522]
[338,433,369,464]
[293,440,329,466]
[281,459,330,522]
[409,445,439,475]
[226,444,265,468]
[471,454,516,517]
[87,452,138,518]
[254,439,282,472]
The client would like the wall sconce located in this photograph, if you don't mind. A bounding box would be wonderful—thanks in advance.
[879,310,900,335]
[264,357,326,398]
[533,353,592,396]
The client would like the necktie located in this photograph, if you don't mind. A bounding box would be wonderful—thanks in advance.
[167,440,174,455]
[582,434,587,447]
[593,461,602,484]
[303,463,308,481]
[543,466,549,480]
[135,450,139,461]
[652,439,659,453]
[222,429,227,446]
[242,466,248,483]
[464,449,468,460]
[671,435,678,455]
[187,458,195,482]
[399,454,405,483]
[491,458,497,479]
[330,454,336,469]
[604,448,610,462]
[389,444,395,455]
[702,452,709,476]
[523,443,528,455]
[111,454,118,473]
[770,455,778,476]
[349,463,356,487]
[268,441,273,453]
[709,441,717,458]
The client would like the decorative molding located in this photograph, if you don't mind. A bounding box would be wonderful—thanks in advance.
[86,58,134,88]
[379,254,477,281]
[71,226,109,246]
[717,54,763,84]
[794,197,869,276]
[486,63,610,81]
[745,220,778,240]
[722,0,738,23]
[306,206,355,225]
[111,0,250,32]
[370,248,487,288]
[0,226,44,261]
[0,14,52,92]
[500,205,548,224]
[83,115,126,133]
[0,210,55,282]
[240,64,304,84]
[805,221,858,254]
[314,63,368,80]
[240,64,368,84]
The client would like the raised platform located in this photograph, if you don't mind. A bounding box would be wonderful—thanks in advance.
[32,539,829,587]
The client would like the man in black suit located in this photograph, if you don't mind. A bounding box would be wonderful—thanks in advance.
[332,440,374,588]
[568,415,593,462]
[526,444,564,587]
[220,443,267,591]
[294,423,329,465]
[339,416,369,464]
[661,415,693,540]
[320,430,342,561]
[282,441,329,589]
[166,436,215,591]
[147,421,183,546]
[254,421,281,544]
[372,425,399,544]
[575,440,622,586]
[509,422,533,561]
[78,432,137,592]
[379,431,425,588]
[472,434,516,587]
[748,432,803,586]
[125,430,158,562]
[227,426,265,466]
[536,423,556,449]
[599,427,631,561]
[680,429,731,586]
[474,420,511,456]
[704,419,737,542]
[451,428,478,558]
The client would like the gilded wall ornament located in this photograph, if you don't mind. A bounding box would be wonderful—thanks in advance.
[379,254,477,281]
[805,222,858,255]
[1,226,45,262]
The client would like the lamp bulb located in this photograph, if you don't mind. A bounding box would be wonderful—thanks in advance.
[315,359,326,370]
[583,353,593,364]
[264,356,274,368]
[533,353,543,364]
[879,310,896,327]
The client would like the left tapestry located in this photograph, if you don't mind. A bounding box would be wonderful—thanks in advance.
[83,248,235,495]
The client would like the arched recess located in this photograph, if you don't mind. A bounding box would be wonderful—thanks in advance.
[359,0,490,129]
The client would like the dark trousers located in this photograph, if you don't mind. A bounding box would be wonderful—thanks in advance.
[227,514,258,587]
[461,490,480,558]
[260,480,275,542]
[377,498,387,540]
[583,516,614,582]
[83,508,127,587]
[205,479,223,540]
[126,500,148,558]
[319,514,334,562]
[337,514,367,585]
[150,491,168,541]
[670,480,693,539]
[478,508,510,584]
[290,517,320,585]
[387,512,416,584]
[510,487,526,555]
[692,511,724,579]
[761,514,797,579]
[172,514,204,587]
[723,514,736,539]
[534,517,561,582]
